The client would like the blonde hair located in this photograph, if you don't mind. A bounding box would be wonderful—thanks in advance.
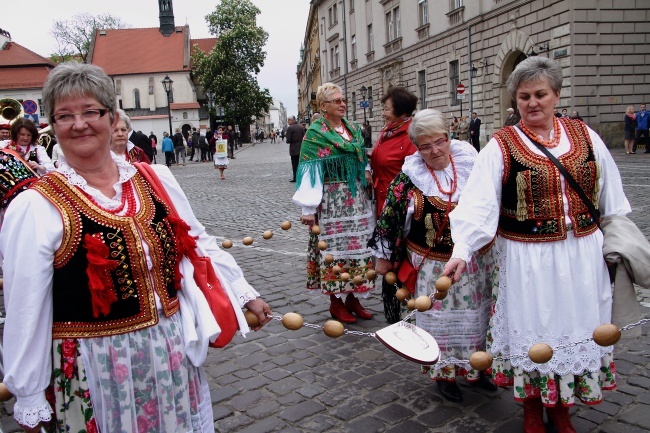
[316,82,343,107]
[626,106,635,114]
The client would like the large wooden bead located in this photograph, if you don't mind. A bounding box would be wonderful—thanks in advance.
[352,275,364,286]
[366,270,377,280]
[311,225,321,235]
[244,310,260,327]
[318,240,328,251]
[433,291,447,300]
[242,236,254,246]
[435,276,452,292]
[414,295,432,312]
[593,324,621,347]
[281,221,292,230]
[221,239,233,249]
[0,383,12,402]
[406,299,416,311]
[262,230,273,240]
[340,272,351,282]
[528,343,554,364]
[395,288,410,302]
[469,351,494,371]
[324,254,335,264]
[281,312,304,330]
[323,320,345,338]
[384,271,397,285]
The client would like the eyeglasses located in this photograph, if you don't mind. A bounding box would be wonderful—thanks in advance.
[416,137,448,153]
[51,109,109,124]
[324,98,348,105]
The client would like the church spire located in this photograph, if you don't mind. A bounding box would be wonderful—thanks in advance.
[159,0,175,36]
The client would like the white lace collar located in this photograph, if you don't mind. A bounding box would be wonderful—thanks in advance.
[402,140,476,200]
[56,151,137,206]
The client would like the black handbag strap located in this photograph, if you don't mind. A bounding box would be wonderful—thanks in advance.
[515,125,602,231]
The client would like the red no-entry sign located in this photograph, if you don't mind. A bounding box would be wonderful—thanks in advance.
[456,83,465,94]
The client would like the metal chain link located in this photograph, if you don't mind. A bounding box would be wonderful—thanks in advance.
[265,310,650,363]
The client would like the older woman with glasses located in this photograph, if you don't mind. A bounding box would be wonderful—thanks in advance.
[293,82,376,324]
[111,109,151,163]
[369,109,496,403]
[0,62,271,433]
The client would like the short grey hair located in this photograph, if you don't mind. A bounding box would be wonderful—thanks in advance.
[408,109,450,143]
[507,107,514,113]
[43,62,117,123]
[115,109,132,130]
[316,82,343,106]
[506,57,563,101]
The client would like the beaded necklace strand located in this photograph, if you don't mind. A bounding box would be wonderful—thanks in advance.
[425,155,457,244]
[519,117,562,148]
[79,180,137,216]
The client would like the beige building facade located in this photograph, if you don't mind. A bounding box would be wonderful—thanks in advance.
[298,4,323,123]
[305,0,650,147]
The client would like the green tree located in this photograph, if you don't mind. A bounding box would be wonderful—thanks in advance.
[50,13,130,63]
[192,0,272,141]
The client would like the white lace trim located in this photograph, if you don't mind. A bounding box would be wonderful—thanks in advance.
[238,291,258,306]
[13,402,53,428]
[56,152,137,207]
[402,140,475,201]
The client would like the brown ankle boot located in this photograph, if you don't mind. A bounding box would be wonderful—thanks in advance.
[344,293,373,319]
[330,295,356,323]
[523,398,546,433]
[547,404,577,433]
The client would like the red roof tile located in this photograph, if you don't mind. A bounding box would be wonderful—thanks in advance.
[170,102,200,109]
[0,66,52,90]
[90,27,189,75]
[0,42,56,67]
[190,38,217,57]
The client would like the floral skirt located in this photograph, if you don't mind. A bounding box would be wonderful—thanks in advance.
[416,252,496,383]
[306,180,376,295]
[49,313,213,433]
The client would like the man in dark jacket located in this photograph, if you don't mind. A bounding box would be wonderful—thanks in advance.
[469,112,481,152]
[503,108,520,127]
[172,128,184,165]
[285,115,305,182]
[189,127,198,161]
[129,129,154,161]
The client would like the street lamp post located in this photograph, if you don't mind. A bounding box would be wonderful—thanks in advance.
[161,75,174,135]
[206,90,215,132]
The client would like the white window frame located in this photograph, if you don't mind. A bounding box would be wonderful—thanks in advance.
[351,34,357,61]
[419,0,429,26]
[386,7,400,42]
[367,24,374,51]
[334,45,340,68]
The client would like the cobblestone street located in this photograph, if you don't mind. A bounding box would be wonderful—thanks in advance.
[2,141,650,432]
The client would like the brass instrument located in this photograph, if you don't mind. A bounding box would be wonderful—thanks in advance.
[0,98,24,124]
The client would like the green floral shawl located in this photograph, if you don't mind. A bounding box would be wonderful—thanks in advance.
[296,117,368,195]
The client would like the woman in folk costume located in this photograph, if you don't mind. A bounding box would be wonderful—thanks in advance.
[0,62,271,433]
[369,109,496,403]
[1,117,55,175]
[367,86,418,324]
[292,82,376,324]
[443,57,630,432]
[111,109,151,164]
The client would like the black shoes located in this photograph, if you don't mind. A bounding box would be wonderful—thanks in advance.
[437,381,463,403]
[476,371,498,391]
[289,179,296,182]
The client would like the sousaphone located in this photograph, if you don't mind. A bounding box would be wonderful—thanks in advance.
[0,98,24,124]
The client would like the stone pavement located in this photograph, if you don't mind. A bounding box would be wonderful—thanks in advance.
[2,143,650,432]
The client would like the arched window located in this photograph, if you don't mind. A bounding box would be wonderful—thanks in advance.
[134,89,141,109]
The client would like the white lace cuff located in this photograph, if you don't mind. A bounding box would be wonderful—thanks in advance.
[302,206,318,216]
[13,396,53,428]
[229,276,260,308]
[451,243,472,264]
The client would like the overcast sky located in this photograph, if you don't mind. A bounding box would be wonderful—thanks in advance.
[1,0,309,115]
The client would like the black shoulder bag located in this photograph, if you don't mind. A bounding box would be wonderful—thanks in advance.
[516,125,602,231]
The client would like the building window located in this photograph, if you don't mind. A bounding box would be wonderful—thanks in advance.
[351,35,357,61]
[329,3,338,26]
[330,47,335,68]
[149,77,154,95]
[419,0,429,26]
[38,98,45,117]
[349,0,354,12]
[367,24,374,52]
[183,112,188,119]
[418,70,427,110]
[450,60,460,106]
[115,79,122,95]
[134,89,141,109]
[334,45,340,68]
[450,0,463,9]
[386,7,400,42]
[368,86,373,118]
[352,92,357,121]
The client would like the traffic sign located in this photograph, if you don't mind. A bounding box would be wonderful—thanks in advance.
[23,99,37,115]
[359,100,369,109]
[457,94,465,100]
[456,83,465,94]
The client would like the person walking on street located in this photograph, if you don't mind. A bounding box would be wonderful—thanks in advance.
[624,106,637,154]
[161,131,174,167]
[636,103,649,153]
[286,115,305,182]
[173,127,186,166]
[226,126,236,159]
[149,131,158,164]
[469,111,481,152]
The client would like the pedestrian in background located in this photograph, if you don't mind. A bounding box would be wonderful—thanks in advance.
[173,127,186,166]
[214,126,229,180]
[292,82,375,324]
[469,111,481,152]
[443,56,630,433]
[624,106,637,154]
[367,86,418,323]
[457,115,469,141]
[503,107,520,126]
[149,131,158,164]
[636,103,649,153]
[363,120,372,148]
[161,131,174,167]
[285,115,305,182]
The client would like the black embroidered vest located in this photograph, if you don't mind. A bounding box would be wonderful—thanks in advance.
[495,118,600,242]
[406,190,456,261]
[31,172,180,339]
